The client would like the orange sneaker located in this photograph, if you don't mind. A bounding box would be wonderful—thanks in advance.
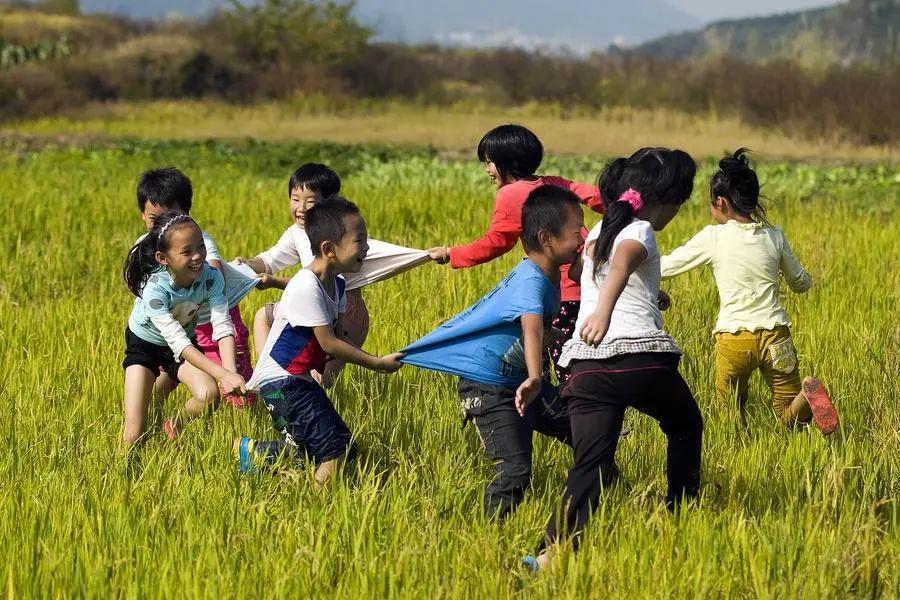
[802,377,838,436]
[163,418,179,440]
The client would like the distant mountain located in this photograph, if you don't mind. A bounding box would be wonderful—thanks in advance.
[633,0,900,64]
[351,0,701,53]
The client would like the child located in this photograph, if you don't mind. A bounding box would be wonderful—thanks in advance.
[135,167,256,407]
[525,147,703,571]
[234,198,404,487]
[122,211,246,448]
[403,186,584,519]
[235,163,428,387]
[660,149,837,433]
[426,124,604,384]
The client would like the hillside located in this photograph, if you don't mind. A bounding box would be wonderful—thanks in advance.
[634,0,900,64]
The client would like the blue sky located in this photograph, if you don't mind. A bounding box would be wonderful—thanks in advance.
[671,0,842,21]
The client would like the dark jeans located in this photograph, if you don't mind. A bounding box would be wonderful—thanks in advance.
[543,353,703,549]
[253,376,353,466]
[458,378,572,519]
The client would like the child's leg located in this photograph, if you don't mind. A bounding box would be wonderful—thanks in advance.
[714,333,756,428]
[152,371,177,405]
[169,361,220,432]
[252,303,277,360]
[541,362,626,553]
[758,328,807,424]
[547,300,579,385]
[122,365,157,449]
[224,305,256,407]
[459,379,536,519]
[320,290,370,389]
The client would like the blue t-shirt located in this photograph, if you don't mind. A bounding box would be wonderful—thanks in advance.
[128,264,228,347]
[402,259,560,387]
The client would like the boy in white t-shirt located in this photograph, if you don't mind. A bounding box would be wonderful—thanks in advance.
[235,163,428,387]
[235,197,403,487]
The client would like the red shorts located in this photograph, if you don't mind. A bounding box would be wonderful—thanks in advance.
[195,305,256,406]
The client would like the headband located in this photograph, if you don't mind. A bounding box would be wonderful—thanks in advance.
[618,188,644,212]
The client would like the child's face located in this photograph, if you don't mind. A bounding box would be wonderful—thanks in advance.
[545,205,585,266]
[141,202,168,232]
[289,186,325,228]
[483,160,508,189]
[156,224,207,283]
[329,214,369,274]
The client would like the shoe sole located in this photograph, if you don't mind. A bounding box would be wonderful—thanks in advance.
[803,378,838,436]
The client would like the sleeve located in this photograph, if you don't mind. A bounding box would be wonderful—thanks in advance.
[206,268,235,341]
[614,220,656,257]
[547,176,604,214]
[660,226,715,279]
[500,272,548,323]
[202,233,222,264]
[448,190,522,268]
[779,231,813,293]
[257,228,300,274]
[281,273,334,327]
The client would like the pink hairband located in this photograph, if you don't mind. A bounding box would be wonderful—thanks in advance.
[618,188,644,212]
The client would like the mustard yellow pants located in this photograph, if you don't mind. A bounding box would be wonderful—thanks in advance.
[714,326,802,424]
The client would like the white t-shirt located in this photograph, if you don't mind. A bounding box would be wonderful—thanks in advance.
[560,219,679,365]
[248,269,347,390]
[256,225,430,291]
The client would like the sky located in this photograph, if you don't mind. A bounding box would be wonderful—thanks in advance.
[670,0,843,21]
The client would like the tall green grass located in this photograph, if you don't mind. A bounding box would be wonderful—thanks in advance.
[0,139,897,598]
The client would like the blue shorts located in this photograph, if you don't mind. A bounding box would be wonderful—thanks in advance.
[259,376,352,465]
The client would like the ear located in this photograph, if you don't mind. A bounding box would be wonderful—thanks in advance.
[537,228,553,248]
[155,250,168,266]
[321,240,336,257]
[713,196,729,210]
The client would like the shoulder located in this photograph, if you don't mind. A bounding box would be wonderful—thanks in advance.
[200,263,224,289]
[620,219,655,242]
[141,272,170,305]
[201,231,218,246]
[585,220,604,243]
[539,175,570,187]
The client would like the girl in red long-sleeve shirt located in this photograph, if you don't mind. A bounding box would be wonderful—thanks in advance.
[428,124,604,383]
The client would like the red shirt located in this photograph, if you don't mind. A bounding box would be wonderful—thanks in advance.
[449,176,604,302]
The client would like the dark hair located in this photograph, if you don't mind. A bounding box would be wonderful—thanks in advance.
[123,211,198,296]
[710,148,766,221]
[136,167,193,213]
[521,185,582,253]
[304,196,361,257]
[593,147,696,270]
[288,163,341,198]
[476,124,543,180]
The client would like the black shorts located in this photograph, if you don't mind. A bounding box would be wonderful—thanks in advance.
[122,326,197,384]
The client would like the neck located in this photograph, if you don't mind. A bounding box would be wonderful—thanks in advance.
[728,212,754,224]
[309,256,340,287]
[169,269,196,289]
[527,252,562,284]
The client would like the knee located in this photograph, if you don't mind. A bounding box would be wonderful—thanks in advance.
[493,458,532,493]
[197,380,220,406]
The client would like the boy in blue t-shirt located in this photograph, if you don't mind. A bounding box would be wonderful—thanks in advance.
[403,185,586,518]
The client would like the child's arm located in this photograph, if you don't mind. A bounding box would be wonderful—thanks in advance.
[514,313,545,416]
[436,193,522,267]
[580,240,647,346]
[780,234,812,293]
[313,325,403,373]
[256,273,291,290]
[551,176,604,215]
[234,256,269,275]
[660,227,714,279]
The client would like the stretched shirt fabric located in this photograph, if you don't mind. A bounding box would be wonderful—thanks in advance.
[402,259,560,388]
[448,176,603,303]
[128,263,234,358]
[248,269,347,390]
[560,219,680,367]
[256,224,429,290]
[660,220,812,334]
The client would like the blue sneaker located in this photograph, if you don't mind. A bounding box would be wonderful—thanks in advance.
[522,555,540,573]
[234,437,256,473]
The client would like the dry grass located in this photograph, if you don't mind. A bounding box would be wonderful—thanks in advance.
[5,99,897,162]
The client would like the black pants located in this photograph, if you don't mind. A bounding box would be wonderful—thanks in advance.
[458,379,572,519]
[543,353,702,549]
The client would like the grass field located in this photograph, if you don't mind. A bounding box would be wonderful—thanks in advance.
[0,138,898,598]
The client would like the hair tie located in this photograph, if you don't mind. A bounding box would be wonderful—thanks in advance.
[618,188,644,212]
[158,214,191,239]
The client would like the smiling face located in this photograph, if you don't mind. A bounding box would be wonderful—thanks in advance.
[329,213,369,274]
[289,185,325,228]
[483,160,513,189]
[155,223,207,285]
[544,204,585,266]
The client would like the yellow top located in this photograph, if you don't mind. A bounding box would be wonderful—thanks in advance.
[661,220,812,334]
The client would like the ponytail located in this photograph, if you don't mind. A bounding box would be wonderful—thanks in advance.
[123,211,195,297]
[592,147,696,276]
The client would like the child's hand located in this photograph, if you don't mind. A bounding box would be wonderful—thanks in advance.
[377,352,405,373]
[657,290,671,311]
[515,376,542,416]
[427,246,451,264]
[257,273,276,290]
[234,256,247,264]
[220,372,247,396]
[579,311,609,347]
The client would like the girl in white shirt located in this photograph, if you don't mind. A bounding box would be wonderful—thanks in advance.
[660,149,837,434]
[525,147,703,572]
